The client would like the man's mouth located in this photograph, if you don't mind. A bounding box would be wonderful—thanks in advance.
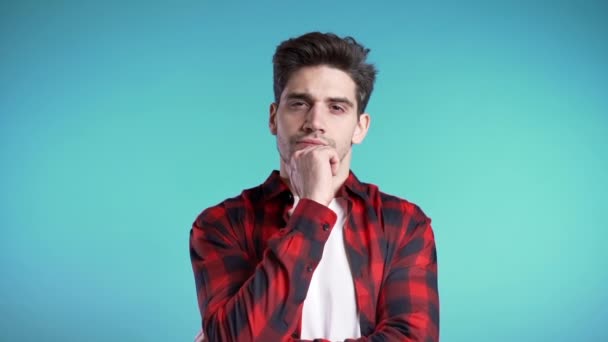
[295,138,327,146]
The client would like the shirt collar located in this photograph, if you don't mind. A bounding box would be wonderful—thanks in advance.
[261,169,369,202]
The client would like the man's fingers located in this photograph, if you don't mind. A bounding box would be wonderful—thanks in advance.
[315,146,340,176]
[292,144,318,157]
[194,330,205,342]
[291,144,321,162]
[292,146,339,172]
[293,145,334,157]
[329,152,340,176]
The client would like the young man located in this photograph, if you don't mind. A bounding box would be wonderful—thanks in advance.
[190,32,439,342]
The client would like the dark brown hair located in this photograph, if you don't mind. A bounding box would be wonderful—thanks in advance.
[272,32,377,114]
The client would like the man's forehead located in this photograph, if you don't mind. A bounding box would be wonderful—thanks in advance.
[281,66,357,102]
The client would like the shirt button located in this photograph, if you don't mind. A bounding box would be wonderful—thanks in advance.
[291,332,299,338]
[322,223,330,231]
[306,265,313,272]
[286,192,293,202]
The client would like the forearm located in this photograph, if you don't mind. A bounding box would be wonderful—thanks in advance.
[202,235,310,340]
[345,267,439,342]
[191,199,337,341]
[344,298,439,342]
[344,211,439,342]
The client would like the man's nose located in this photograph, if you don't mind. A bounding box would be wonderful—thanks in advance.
[302,103,325,133]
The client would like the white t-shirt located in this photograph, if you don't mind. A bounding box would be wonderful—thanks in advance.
[292,196,361,341]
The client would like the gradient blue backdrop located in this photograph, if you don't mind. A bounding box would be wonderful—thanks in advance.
[1,1,606,341]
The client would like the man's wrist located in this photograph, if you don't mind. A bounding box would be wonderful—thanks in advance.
[302,194,331,207]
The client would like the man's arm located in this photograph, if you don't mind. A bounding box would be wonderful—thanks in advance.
[347,207,439,342]
[190,198,337,342]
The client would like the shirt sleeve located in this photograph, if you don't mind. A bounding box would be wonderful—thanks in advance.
[346,206,440,342]
[190,198,338,342]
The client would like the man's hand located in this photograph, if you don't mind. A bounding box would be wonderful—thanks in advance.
[288,144,340,206]
[194,329,205,342]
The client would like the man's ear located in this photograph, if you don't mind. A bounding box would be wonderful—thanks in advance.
[269,103,278,135]
[352,113,370,144]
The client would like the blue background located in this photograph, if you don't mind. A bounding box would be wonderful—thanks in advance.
[1,1,606,341]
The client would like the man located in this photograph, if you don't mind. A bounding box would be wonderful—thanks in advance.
[190,32,439,341]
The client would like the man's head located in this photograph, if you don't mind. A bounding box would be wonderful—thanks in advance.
[269,32,377,178]
[272,32,377,115]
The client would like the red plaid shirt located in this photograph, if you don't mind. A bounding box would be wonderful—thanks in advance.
[189,171,439,341]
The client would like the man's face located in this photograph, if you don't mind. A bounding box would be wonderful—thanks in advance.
[269,65,370,167]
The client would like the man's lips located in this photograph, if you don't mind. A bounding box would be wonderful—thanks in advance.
[296,138,327,146]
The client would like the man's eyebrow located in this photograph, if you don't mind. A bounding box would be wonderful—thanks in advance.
[285,93,355,108]
[284,92,314,102]
[327,97,354,108]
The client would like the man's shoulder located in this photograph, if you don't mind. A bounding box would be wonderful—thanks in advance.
[359,182,433,245]
[192,182,265,226]
[379,189,428,221]
[354,177,428,221]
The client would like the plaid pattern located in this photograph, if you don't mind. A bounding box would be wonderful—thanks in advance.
[190,170,439,341]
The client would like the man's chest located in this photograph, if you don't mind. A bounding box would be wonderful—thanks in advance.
[242,204,389,332]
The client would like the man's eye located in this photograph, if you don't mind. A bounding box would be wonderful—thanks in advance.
[330,104,345,112]
[290,101,306,108]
